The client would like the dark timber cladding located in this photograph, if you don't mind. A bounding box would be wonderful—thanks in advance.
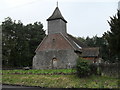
[33,6,100,69]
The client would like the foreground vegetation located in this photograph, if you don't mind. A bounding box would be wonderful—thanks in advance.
[2,74,119,88]
[2,69,76,75]
[2,67,119,88]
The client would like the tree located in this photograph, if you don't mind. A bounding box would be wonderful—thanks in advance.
[103,10,120,62]
[85,36,95,47]
[2,17,46,67]
[2,17,16,66]
[77,37,86,43]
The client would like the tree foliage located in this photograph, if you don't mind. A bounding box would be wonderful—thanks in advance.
[2,17,46,67]
[76,58,91,77]
[103,10,120,62]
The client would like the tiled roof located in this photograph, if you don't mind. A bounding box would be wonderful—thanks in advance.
[67,34,100,57]
[35,33,78,52]
[65,35,82,52]
[81,47,100,57]
[67,34,88,48]
[47,7,67,23]
[35,33,99,57]
[35,33,82,52]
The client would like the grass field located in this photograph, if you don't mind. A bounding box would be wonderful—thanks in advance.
[2,69,119,88]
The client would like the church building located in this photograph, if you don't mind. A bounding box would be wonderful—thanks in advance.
[33,6,100,69]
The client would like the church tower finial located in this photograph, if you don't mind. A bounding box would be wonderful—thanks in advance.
[57,1,58,7]
[118,1,120,10]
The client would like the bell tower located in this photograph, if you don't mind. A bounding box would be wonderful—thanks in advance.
[47,6,67,35]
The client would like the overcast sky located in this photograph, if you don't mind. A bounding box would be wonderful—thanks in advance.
[0,0,119,37]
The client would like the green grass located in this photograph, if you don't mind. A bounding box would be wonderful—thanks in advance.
[2,69,76,75]
[2,69,119,88]
[2,74,119,88]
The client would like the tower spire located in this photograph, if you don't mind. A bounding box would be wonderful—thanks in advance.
[47,6,67,23]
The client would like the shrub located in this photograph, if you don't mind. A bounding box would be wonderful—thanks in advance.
[76,58,91,77]
[89,63,98,75]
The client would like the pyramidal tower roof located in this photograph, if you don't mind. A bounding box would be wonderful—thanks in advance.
[47,7,67,23]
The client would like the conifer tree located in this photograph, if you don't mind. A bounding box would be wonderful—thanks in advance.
[104,10,120,62]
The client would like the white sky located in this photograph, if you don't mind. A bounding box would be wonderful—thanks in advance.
[0,0,119,37]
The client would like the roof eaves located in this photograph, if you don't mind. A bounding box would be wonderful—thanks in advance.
[47,18,67,23]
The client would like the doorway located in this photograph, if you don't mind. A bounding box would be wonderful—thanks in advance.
[52,58,58,69]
